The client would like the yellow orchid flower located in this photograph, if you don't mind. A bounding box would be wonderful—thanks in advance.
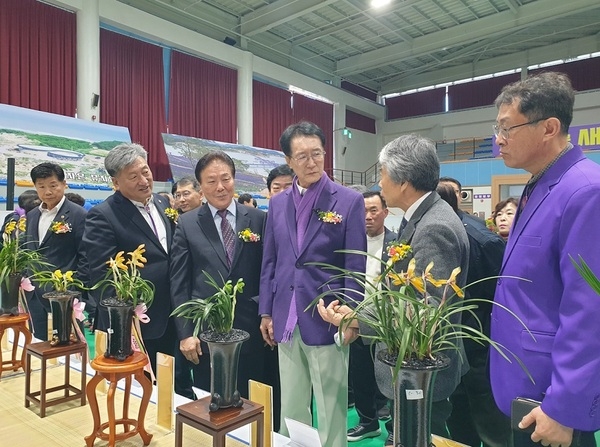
[17,217,26,232]
[53,269,63,280]
[64,271,74,282]
[128,244,147,268]
[4,220,16,235]
[446,266,464,298]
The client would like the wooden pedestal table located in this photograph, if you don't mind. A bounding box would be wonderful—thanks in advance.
[25,340,87,417]
[0,313,32,380]
[85,352,153,447]
[175,396,265,447]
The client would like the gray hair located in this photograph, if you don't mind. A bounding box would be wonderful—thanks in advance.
[176,176,201,191]
[105,143,148,177]
[378,134,440,192]
[494,71,574,135]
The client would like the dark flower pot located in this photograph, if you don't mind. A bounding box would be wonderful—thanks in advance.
[101,298,134,361]
[200,329,250,412]
[378,351,450,447]
[0,272,22,316]
[43,290,79,346]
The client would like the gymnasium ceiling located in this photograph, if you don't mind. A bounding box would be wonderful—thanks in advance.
[117,0,600,96]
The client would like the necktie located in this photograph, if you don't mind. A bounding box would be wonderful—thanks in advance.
[399,217,408,234]
[143,205,159,237]
[218,209,235,267]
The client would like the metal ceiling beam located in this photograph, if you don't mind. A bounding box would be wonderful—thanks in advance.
[503,0,521,14]
[343,0,414,43]
[335,0,598,76]
[380,34,600,94]
[292,15,370,46]
[240,0,336,37]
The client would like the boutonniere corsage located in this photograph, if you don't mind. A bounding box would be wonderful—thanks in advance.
[238,228,260,242]
[50,221,72,234]
[314,209,343,224]
[165,207,179,223]
[386,241,412,265]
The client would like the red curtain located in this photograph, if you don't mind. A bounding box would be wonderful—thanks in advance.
[386,88,446,120]
[252,80,293,151]
[168,51,237,144]
[448,73,521,111]
[346,109,376,134]
[0,0,76,116]
[292,94,334,173]
[100,29,170,180]
[530,58,600,92]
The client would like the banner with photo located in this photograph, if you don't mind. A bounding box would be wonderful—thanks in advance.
[0,103,131,187]
[162,133,287,198]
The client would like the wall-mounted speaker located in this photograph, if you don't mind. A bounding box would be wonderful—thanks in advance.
[460,189,472,204]
[223,37,237,46]
[91,93,100,108]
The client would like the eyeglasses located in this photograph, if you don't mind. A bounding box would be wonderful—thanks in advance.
[493,119,543,140]
[291,150,326,165]
[174,191,195,199]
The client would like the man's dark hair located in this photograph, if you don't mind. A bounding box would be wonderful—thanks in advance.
[362,190,387,209]
[266,164,294,191]
[439,176,461,192]
[171,181,178,195]
[18,189,40,212]
[436,183,459,213]
[195,150,236,181]
[30,162,65,183]
[176,176,201,191]
[279,121,326,157]
[238,193,253,204]
[65,192,86,207]
[495,71,575,135]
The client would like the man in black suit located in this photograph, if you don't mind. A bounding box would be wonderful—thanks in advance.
[82,143,180,389]
[170,150,268,399]
[25,163,86,341]
[347,191,396,442]
[438,177,510,447]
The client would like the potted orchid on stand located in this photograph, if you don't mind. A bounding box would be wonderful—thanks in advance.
[309,242,531,447]
[97,244,154,361]
[171,272,246,412]
[0,217,42,316]
[33,269,88,346]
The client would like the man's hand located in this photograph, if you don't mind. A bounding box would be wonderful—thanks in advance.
[260,316,276,347]
[180,336,202,364]
[520,405,573,447]
[316,299,356,328]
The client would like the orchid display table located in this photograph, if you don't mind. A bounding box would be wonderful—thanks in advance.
[175,396,264,447]
[0,313,32,380]
[85,351,153,447]
[25,339,87,417]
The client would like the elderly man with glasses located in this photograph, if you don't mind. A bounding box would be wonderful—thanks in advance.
[259,121,366,447]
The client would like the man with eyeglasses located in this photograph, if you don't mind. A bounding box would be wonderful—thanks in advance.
[259,121,366,446]
[490,72,600,447]
[173,176,203,213]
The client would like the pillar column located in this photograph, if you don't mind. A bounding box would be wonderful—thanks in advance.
[76,0,100,121]
[237,51,254,146]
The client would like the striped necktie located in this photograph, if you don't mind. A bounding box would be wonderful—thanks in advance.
[217,209,235,267]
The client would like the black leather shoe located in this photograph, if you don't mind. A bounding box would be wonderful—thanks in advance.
[385,431,394,447]
[347,420,381,442]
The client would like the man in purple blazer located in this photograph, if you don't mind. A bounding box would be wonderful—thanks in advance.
[259,121,366,447]
[490,72,600,447]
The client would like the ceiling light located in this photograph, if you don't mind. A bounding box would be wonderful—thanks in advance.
[371,0,392,8]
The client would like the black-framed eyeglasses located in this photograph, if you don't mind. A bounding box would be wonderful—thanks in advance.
[493,119,543,140]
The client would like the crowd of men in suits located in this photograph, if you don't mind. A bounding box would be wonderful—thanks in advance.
[15,70,600,447]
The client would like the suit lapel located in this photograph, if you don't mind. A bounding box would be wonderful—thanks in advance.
[231,203,250,271]
[284,189,299,257]
[153,194,174,251]
[113,192,161,250]
[298,182,338,258]
[197,204,229,269]
[40,201,71,247]
[27,209,41,250]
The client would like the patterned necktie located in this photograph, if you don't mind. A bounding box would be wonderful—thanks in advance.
[217,209,235,267]
[399,217,408,234]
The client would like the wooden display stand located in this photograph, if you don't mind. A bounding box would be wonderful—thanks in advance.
[85,351,153,447]
[175,396,265,447]
[0,313,32,380]
[25,340,87,417]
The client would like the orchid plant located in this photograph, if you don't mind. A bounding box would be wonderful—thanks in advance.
[33,269,87,293]
[308,243,530,380]
[0,217,44,286]
[171,272,244,335]
[97,244,155,308]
